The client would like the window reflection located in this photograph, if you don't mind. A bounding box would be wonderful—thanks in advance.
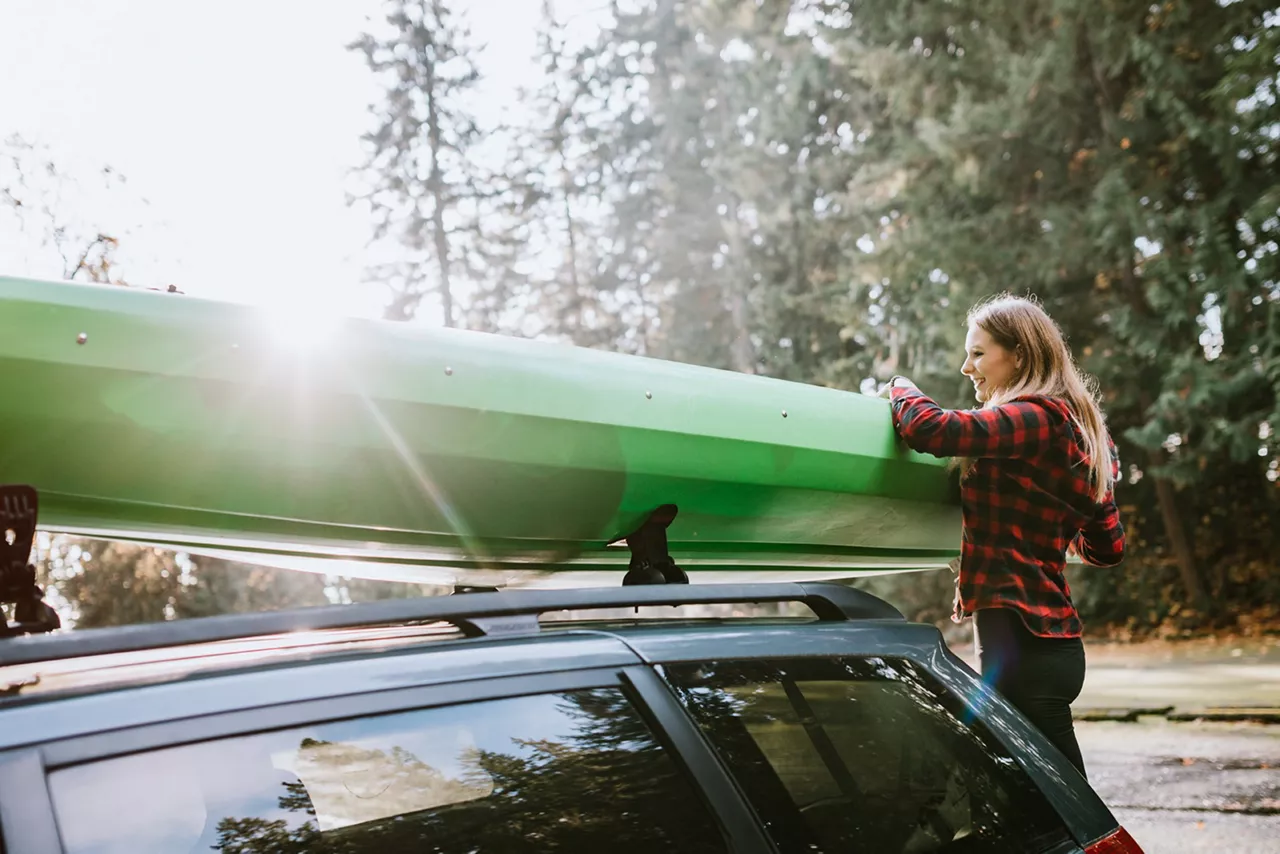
[666,657,1069,854]
[50,688,724,854]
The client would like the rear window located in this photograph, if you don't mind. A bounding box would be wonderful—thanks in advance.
[47,688,726,854]
[664,656,1071,853]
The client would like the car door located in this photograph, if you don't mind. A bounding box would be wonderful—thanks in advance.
[647,645,1088,854]
[0,661,771,854]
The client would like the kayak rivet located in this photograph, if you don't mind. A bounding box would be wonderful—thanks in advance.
[645,391,652,399]
[444,366,454,376]
[76,332,88,345]
[781,409,788,418]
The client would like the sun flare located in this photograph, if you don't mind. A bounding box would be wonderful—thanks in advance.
[256,299,348,356]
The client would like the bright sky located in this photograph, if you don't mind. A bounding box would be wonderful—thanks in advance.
[0,0,597,320]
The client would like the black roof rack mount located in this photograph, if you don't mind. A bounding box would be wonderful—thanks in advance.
[618,504,687,585]
[0,581,904,668]
[0,485,60,638]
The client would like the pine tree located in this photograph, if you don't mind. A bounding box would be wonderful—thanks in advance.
[569,0,774,370]
[469,0,625,346]
[350,0,485,327]
[816,0,1279,615]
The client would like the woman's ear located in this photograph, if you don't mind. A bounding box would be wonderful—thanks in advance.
[1014,344,1025,369]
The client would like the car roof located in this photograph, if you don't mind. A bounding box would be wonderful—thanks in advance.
[0,613,838,704]
[0,623,950,754]
[0,631,645,751]
[0,580,904,667]
[0,582,909,709]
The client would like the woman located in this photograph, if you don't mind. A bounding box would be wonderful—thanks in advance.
[881,294,1125,778]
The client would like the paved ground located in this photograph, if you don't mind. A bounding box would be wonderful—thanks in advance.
[1078,641,1280,853]
[949,634,1280,715]
[951,634,1280,851]
[1079,637,1280,714]
[1080,719,1280,854]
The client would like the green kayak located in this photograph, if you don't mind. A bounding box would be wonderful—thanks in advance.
[0,275,959,575]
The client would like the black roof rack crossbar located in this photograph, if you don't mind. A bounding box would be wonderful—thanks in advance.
[0,582,903,667]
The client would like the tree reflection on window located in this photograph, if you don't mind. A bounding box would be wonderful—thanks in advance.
[51,689,724,854]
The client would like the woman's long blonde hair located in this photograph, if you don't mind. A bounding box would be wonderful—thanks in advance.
[967,294,1114,501]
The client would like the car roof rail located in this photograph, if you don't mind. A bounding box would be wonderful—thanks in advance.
[0,581,904,667]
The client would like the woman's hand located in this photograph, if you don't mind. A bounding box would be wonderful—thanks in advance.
[876,375,918,399]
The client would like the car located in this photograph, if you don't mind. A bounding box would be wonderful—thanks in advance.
[0,578,1141,854]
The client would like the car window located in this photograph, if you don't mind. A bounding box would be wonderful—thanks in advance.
[48,687,726,854]
[664,656,1070,854]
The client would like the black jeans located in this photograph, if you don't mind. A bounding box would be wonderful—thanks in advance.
[975,607,1088,778]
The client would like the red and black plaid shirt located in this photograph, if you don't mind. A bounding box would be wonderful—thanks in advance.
[889,387,1125,638]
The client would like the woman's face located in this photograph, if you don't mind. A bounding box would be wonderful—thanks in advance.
[961,324,1021,403]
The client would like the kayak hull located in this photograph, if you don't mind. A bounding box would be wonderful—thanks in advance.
[0,276,960,572]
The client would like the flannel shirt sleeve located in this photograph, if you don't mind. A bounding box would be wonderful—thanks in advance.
[1072,437,1126,567]
[887,386,1065,459]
